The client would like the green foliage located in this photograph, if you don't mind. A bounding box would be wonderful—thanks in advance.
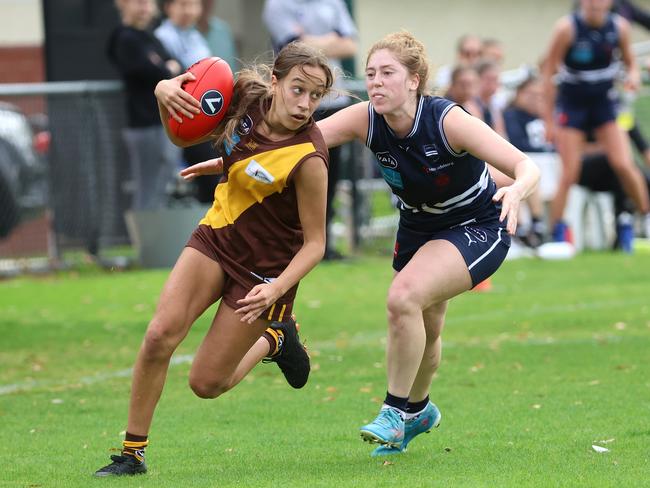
[1,253,649,486]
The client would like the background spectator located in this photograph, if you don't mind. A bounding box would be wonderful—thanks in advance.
[475,59,507,137]
[197,0,238,71]
[155,0,211,70]
[444,65,482,117]
[155,0,221,204]
[434,34,483,91]
[482,38,505,66]
[262,0,359,260]
[107,0,182,210]
[504,76,555,247]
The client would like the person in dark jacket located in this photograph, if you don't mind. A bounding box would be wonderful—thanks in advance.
[107,0,183,210]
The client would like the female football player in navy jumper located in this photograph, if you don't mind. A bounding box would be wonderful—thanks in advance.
[95,41,333,476]
[180,31,540,456]
[542,0,650,241]
[318,31,539,454]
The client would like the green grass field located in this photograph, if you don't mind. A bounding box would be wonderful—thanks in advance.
[1,252,650,487]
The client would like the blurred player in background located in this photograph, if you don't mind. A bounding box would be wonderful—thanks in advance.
[542,0,650,242]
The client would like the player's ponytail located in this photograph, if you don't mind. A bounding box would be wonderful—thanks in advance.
[212,41,334,151]
[212,67,271,150]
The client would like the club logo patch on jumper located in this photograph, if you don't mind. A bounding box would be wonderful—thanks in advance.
[423,144,439,158]
[200,90,225,116]
[237,114,253,135]
[571,41,594,64]
[245,159,275,184]
[376,151,398,168]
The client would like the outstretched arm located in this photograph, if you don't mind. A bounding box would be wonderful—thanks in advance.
[540,16,573,143]
[316,101,369,148]
[178,100,371,179]
[179,158,223,180]
[178,101,371,180]
[617,16,641,92]
[443,106,540,235]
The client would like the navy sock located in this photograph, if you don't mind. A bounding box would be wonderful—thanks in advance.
[384,392,408,413]
[407,395,430,414]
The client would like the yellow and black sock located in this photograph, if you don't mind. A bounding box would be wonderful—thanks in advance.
[262,327,284,358]
[122,432,148,463]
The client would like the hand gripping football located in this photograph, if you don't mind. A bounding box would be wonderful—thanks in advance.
[169,57,234,142]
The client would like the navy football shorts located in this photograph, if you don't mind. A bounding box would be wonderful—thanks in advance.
[393,219,511,287]
[556,86,617,132]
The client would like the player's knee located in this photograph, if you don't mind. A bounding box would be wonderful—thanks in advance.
[386,283,419,320]
[142,318,182,359]
[189,376,230,399]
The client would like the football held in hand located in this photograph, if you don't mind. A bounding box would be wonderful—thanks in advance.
[169,57,234,142]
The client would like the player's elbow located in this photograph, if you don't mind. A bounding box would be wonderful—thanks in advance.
[304,236,326,262]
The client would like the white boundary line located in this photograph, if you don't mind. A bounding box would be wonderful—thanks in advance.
[0,354,194,396]
[1,297,645,396]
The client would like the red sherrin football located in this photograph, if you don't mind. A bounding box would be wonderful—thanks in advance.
[169,57,234,142]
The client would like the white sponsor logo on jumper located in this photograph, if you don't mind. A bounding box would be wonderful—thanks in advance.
[245,160,274,184]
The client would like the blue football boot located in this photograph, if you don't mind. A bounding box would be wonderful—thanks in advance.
[371,402,441,457]
[359,407,405,448]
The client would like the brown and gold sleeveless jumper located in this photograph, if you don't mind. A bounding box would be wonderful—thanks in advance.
[186,108,329,321]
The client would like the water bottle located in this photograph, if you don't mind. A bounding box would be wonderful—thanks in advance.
[616,212,634,253]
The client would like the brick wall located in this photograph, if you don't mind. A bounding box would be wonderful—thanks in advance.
[0,45,44,83]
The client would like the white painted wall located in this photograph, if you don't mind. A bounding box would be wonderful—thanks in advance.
[0,0,43,45]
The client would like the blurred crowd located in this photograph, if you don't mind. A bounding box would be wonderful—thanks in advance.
[438,24,650,254]
[416,1,650,254]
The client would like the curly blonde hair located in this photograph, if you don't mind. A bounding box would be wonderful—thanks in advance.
[366,31,431,96]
